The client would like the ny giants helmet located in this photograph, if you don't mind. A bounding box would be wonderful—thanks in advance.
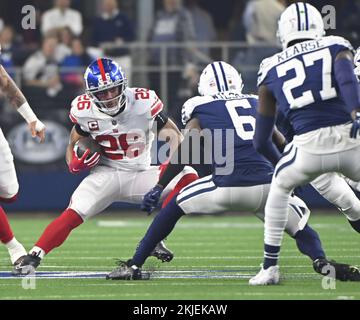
[277,2,325,50]
[84,58,127,116]
[198,61,244,96]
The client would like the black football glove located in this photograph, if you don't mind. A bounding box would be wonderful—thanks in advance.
[141,185,164,215]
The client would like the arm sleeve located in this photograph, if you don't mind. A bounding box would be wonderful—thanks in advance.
[253,113,282,166]
[158,134,194,188]
[154,111,169,132]
[75,124,90,137]
[334,57,360,113]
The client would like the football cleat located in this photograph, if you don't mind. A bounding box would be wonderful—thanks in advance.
[12,253,41,276]
[150,241,174,262]
[106,260,150,280]
[249,265,280,286]
[313,258,360,281]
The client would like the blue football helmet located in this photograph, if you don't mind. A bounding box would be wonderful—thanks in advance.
[84,58,128,116]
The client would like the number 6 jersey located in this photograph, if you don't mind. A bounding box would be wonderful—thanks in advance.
[69,87,163,171]
[182,91,273,187]
[257,35,353,135]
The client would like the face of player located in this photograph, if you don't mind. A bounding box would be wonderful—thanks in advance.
[94,86,121,110]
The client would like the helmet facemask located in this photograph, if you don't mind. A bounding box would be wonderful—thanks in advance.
[87,78,128,116]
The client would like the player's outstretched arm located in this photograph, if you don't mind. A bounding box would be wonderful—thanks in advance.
[66,126,83,165]
[253,85,282,165]
[141,118,201,214]
[334,50,360,117]
[0,65,45,142]
[334,50,360,138]
[157,118,183,160]
[157,118,201,189]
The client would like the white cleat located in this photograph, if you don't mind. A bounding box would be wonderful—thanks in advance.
[249,265,280,286]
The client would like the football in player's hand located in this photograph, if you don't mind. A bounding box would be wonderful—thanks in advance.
[74,137,102,159]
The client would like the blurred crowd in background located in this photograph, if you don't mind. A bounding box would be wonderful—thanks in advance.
[0,0,360,155]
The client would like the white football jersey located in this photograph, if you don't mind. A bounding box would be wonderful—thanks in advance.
[69,87,164,171]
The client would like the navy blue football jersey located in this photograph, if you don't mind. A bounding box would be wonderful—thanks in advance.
[182,92,273,187]
[258,36,353,135]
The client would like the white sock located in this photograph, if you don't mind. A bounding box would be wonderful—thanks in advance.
[264,182,290,247]
[4,237,21,250]
[29,246,46,259]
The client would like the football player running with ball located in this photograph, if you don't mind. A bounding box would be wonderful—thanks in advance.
[13,58,198,275]
[250,3,360,285]
[0,54,46,266]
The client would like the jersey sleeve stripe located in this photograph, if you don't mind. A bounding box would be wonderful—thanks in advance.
[69,112,78,124]
[97,58,107,82]
[151,102,164,117]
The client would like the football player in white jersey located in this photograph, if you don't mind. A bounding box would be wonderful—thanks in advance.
[0,53,46,266]
[13,58,198,275]
[250,3,360,285]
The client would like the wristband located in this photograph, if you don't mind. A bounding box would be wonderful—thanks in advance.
[17,102,38,124]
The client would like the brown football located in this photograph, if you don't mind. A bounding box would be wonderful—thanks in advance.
[74,137,102,159]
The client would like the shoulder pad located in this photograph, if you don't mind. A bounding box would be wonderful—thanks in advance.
[322,36,353,51]
[257,56,277,87]
[127,87,164,118]
[181,95,213,125]
[69,94,94,124]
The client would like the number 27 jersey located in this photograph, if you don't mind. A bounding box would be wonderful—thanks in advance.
[69,87,163,171]
[257,36,353,135]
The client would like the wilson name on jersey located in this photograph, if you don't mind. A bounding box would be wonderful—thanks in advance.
[69,87,163,171]
[258,36,353,135]
[182,92,273,187]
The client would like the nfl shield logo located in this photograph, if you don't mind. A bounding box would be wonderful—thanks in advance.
[88,121,99,131]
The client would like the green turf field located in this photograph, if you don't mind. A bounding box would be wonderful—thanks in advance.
[0,212,359,300]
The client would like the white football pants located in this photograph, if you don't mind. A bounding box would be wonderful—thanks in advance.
[0,128,19,199]
[69,165,196,220]
[177,175,310,237]
[265,124,360,248]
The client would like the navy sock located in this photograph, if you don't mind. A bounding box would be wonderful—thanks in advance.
[263,244,280,269]
[294,224,326,261]
[348,218,360,233]
[131,197,185,267]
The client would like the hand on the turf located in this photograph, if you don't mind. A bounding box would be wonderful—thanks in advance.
[68,149,100,174]
[141,185,163,215]
[350,112,360,138]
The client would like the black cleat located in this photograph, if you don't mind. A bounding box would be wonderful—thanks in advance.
[150,241,174,263]
[106,260,150,280]
[313,258,360,281]
[12,253,41,276]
